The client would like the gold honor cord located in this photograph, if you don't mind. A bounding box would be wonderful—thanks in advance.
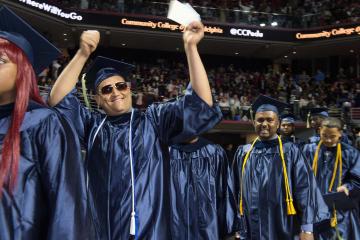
[312,140,323,176]
[278,136,297,215]
[81,73,92,110]
[239,136,296,216]
[239,137,259,215]
[312,142,343,227]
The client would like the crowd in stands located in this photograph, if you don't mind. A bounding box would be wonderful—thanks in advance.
[46,0,360,28]
[38,53,360,124]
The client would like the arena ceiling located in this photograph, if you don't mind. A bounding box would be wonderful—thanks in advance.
[2,0,360,60]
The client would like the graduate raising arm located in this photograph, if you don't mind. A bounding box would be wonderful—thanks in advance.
[46,20,222,239]
[48,30,100,107]
[49,21,212,108]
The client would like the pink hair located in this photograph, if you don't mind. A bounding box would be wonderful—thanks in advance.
[0,39,45,195]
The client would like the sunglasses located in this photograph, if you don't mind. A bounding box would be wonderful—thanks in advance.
[100,82,128,95]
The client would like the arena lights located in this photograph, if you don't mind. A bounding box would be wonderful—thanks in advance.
[18,0,83,21]
[260,23,266,27]
[271,22,278,27]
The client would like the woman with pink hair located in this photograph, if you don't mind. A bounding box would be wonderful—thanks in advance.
[0,6,93,240]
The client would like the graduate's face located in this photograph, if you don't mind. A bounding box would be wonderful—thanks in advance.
[280,122,294,136]
[0,53,17,104]
[310,116,324,132]
[254,111,279,140]
[95,75,132,116]
[320,126,342,147]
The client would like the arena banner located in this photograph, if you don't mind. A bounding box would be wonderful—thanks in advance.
[14,0,360,42]
[295,24,360,41]
[17,0,83,21]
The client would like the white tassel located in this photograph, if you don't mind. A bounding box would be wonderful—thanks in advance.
[130,211,136,236]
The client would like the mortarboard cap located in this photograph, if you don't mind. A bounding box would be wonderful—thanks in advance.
[0,5,60,74]
[280,112,296,124]
[308,107,329,118]
[323,191,358,211]
[251,95,290,116]
[85,56,135,92]
[303,107,328,128]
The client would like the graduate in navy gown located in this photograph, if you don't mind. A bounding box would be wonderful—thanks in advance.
[0,6,92,240]
[169,136,236,239]
[48,22,222,239]
[306,108,353,146]
[307,108,329,144]
[302,117,360,240]
[279,112,305,148]
[231,95,329,240]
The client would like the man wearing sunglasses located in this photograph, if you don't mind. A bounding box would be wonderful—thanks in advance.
[48,21,223,240]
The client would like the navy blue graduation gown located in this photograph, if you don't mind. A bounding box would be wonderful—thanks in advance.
[308,134,320,144]
[54,88,222,240]
[302,142,360,240]
[281,135,305,149]
[231,138,329,239]
[169,137,235,239]
[0,102,92,240]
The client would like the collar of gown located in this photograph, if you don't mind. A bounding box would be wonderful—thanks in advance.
[254,137,279,149]
[107,109,140,124]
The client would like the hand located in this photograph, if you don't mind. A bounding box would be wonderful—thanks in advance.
[337,185,349,196]
[183,21,204,49]
[79,30,100,58]
[300,232,314,240]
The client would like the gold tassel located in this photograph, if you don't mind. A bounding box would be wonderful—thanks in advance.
[329,144,342,229]
[286,199,297,215]
[331,208,338,227]
[306,111,311,128]
[278,136,297,216]
[239,199,244,215]
[330,217,337,227]
[81,73,92,110]
[250,108,255,131]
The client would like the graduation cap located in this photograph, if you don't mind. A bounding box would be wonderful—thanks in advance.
[280,112,296,124]
[0,5,60,74]
[85,56,135,92]
[308,107,329,118]
[323,191,358,211]
[250,95,290,118]
[304,107,328,128]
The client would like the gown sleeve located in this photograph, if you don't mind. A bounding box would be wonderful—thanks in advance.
[213,145,237,238]
[36,113,94,240]
[146,85,222,144]
[290,145,330,227]
[52,89,95,145]
[343,147,360,191]
[229,146,247,237]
